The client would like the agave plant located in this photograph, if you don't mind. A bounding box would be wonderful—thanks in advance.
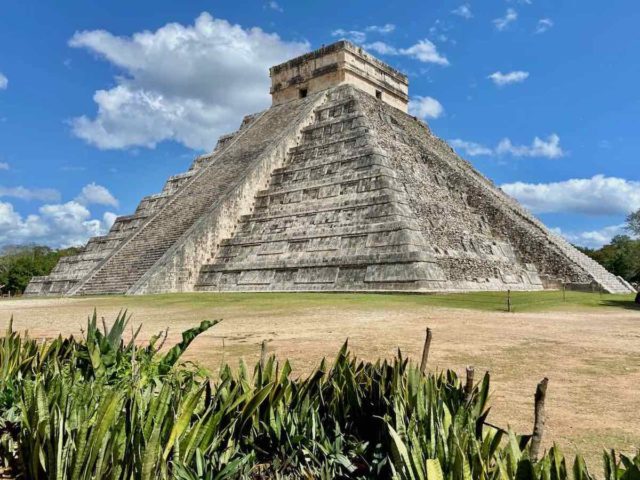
[0,312,638,479]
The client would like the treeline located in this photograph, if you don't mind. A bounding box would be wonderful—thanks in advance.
[0,245,80,295]
[578,235,640,283]
[577,210,640,284]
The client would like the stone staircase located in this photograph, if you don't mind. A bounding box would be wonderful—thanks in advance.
[69,96,317,295]
[196,87,521,292]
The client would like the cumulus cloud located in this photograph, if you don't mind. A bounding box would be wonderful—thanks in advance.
[449,139,493,157]
[452,4,473,19]
[0,200,117,248]
[75,182,119,207]
[364,39,449,65]
[409,96,444,120]
[69,12,309,151]
[488,70,529,86]
[0,73,7,90]
[0,163,9,170]
[400,40,450,65]
[493,9,518,31]
[501,175,640,216]
[535,18,554,34]
[450,134,564,159]
[0,186,61,202]
[0,182,119,248]
[552,224,628,249]
[495,134,563,158]
[363,41,398,55]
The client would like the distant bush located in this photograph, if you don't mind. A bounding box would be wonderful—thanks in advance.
[0,245,80,295]
[0,312,638,478]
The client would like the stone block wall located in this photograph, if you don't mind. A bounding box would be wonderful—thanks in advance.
[195,86,542,292]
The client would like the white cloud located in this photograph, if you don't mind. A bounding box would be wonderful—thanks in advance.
[0,186,61,202]
[75,182,119,207]
[452,4,473,19]
[365,24,396,34]
[0,73,7,90]
[102,211,118,230]
[69,12,309,151]
[496,134,564,158]
[501,175,640,216]
[266,1,283,12]
[493,9,518,31]
[331,29,367,44]
[535,18,554,34]
[400,40,449,65]
[449,139,493,156]
[409,96,444,120]
[488,70,529,86]
[364,39,449,65]
[450,134,564,159]
[0,200,117,248]
[553,225,628,249]
[0,163,9,170]
[364,41,398,55]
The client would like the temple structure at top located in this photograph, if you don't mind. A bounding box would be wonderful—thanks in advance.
[270,40,409,112]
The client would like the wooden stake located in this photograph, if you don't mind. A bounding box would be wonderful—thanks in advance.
[465,366,475,402]
[260,340,268,370]
[530,377,549,462]
[507,289,512,313]
[420,328,433,374]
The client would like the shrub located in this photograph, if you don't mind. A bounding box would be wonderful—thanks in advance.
[0,312,638,479]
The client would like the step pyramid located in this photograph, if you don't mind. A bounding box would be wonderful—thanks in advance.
[26,41,633,296]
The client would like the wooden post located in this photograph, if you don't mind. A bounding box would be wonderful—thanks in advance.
[420,328,433,374]
[465,366,475,402]
[507,289,512,313]
[530,377,549,462]
[260,340,268,370]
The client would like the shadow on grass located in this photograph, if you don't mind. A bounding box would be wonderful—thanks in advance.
[600,299,640,311]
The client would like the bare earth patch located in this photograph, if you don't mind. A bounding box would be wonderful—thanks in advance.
[1,293,639,467]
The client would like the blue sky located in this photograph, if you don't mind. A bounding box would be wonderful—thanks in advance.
[1,0,638,249]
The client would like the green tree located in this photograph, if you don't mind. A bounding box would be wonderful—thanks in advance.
[627,209,640,236]
[581,235,640,282]
[0,245,80,295]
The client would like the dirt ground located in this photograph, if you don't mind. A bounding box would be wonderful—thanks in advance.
[1,294,639,468]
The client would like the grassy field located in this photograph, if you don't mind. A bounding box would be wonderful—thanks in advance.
[9,289,632,312]
[0,290,639,467]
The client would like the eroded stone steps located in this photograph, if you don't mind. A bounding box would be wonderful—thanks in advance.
[257,168,398,199]
[272,161,395,189]
[74,95,319,295]
[222,219,422,245]
[195,89,454,292]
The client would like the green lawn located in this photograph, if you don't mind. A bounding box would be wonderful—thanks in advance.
[54,289,638,313]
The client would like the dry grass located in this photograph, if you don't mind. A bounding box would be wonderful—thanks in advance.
[1,292,639,467]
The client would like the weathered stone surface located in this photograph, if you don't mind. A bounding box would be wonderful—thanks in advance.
[26,41,634,296]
